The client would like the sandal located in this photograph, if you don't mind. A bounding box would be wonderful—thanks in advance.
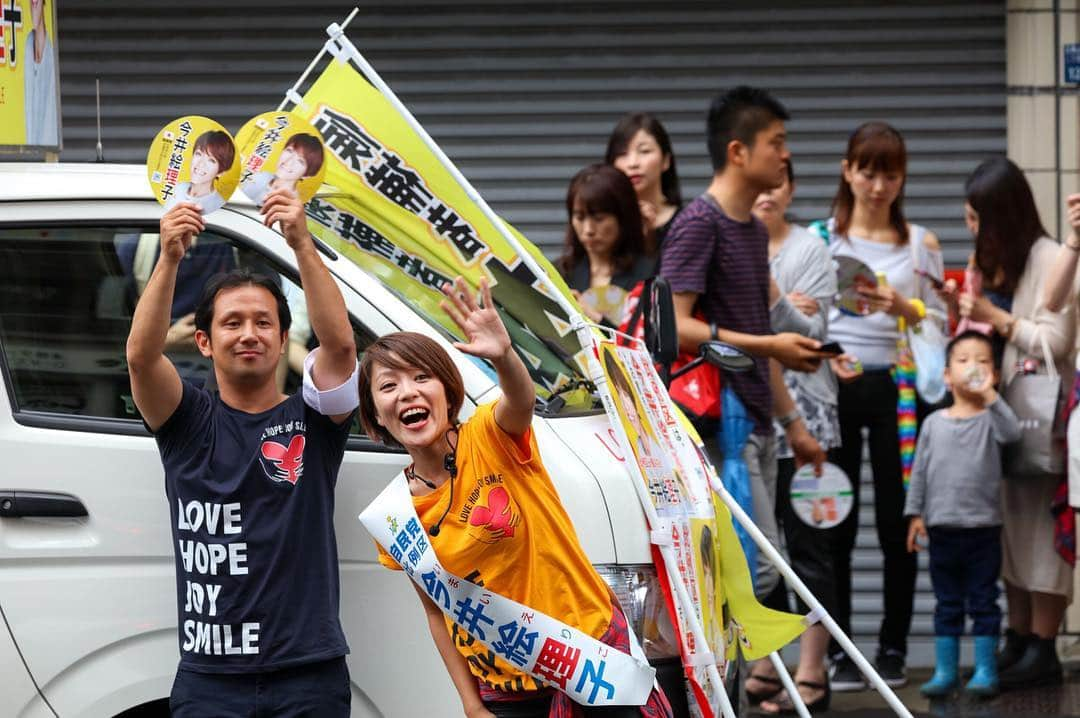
[746,673,783,706]
[761,679,831,715]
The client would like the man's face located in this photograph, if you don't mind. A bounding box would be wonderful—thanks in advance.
[741,120,790,193]
[196,285,286,387]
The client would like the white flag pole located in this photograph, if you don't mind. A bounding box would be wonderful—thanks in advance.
[276,7,360,112]
[710,479,914,718]
[768,651,812,718]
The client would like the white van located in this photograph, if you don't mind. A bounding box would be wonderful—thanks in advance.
[0,163,687,717]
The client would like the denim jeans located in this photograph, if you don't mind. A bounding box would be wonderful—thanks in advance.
[927,526,1002,636]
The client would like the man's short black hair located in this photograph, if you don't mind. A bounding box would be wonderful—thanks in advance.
[194,268,291,335]
[706,86,789,172]
[946,329,996,367]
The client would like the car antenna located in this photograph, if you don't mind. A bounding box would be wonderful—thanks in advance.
[95,78,104,163]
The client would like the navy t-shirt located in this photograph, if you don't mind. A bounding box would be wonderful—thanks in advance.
[660,194,773,434]
[155,381,352,673]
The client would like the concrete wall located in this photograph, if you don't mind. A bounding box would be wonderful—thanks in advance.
[1008,0,1079,242]
[1008,0,1080,634]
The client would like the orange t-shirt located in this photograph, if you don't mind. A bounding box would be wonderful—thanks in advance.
[376,402,614,693]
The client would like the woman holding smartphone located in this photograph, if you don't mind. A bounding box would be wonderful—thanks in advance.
[817,122,946,692]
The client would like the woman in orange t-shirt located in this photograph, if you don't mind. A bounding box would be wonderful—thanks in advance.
[358,277,672,718]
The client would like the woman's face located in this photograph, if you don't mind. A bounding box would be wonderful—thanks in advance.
[842,161,904,212]
[190,148,221,185]
[571,198,620,260]
[616,386,645,438]
[964,201,980,238]
[370,359,450,453]
[612,129,670,200]
[276,145,309,183]
[752,175,793,227]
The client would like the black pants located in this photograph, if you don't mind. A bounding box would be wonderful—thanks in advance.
[169,656,351,717]
[762,458,838,617]
[828,370,918,659]
[928,526,1003,637]
[483,694,647,717]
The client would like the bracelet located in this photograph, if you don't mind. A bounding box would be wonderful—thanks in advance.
[778,410,801,428]
[709,322,719,341]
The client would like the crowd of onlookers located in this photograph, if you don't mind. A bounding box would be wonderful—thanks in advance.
[555,86,1080,712]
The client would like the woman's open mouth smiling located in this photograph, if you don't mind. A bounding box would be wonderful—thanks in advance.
[399,406,430,429]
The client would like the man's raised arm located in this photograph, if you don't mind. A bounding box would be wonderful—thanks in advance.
[126,203,204,431]
[261,188,357,423]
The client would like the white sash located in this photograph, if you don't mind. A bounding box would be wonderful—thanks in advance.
[359,473,656,707]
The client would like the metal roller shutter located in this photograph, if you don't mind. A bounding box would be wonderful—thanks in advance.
[56,0,1005,662]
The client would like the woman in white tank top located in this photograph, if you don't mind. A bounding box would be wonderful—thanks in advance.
[816,122,946,693]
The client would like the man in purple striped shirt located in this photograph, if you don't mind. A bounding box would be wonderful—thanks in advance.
[660,87,829,600]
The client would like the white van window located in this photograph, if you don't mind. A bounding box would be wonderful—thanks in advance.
[0,226,372,436]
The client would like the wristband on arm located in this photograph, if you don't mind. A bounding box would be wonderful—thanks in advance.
[302,348,360,416]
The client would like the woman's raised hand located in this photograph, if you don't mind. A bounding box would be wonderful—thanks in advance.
[440,276,511,360]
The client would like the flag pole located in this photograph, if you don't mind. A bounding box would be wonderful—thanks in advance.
[709,478,914,718]
[276,7,361,112]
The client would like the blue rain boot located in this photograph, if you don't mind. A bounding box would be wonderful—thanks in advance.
[920,636,959,697]
[966,635,999,697]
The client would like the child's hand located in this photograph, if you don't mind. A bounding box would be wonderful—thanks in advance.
[974,367,998,404]
[906,516,927,553]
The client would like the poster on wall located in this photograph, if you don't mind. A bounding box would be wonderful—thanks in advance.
[0,0,61,150]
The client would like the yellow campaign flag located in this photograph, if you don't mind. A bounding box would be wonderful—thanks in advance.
[296,59,590,402]
[0,0,61,148]
[672,412,806,662]
[712,492,806,661]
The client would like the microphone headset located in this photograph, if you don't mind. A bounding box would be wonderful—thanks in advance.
[428,426,459,537]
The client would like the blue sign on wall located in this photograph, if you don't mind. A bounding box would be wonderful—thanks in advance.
[1067,44,1080,84]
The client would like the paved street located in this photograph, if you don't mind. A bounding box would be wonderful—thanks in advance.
[751,665,1080,717]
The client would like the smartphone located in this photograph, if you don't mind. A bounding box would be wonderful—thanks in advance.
[818,341,844,356]
[914,268,945,290]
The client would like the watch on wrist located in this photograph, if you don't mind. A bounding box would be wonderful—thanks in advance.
[778,410,801,429]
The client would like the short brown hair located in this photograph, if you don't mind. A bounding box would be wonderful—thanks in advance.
[283,133,324,177]
[194,130,236,177]
[358,332,465,446]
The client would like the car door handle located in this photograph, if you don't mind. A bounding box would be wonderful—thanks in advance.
[0,491,88,518]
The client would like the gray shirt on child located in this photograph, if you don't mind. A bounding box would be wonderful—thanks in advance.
[903,398,1022,528]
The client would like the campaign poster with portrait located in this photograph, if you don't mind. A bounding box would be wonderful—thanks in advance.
[0,0,62,149]
[146,116,240,215]
[598,341,725,714]
[235,111,327,206]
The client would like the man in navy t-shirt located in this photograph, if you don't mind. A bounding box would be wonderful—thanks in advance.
[127,188,359,717]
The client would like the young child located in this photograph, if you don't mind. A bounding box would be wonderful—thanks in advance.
[904,330,1021,698]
